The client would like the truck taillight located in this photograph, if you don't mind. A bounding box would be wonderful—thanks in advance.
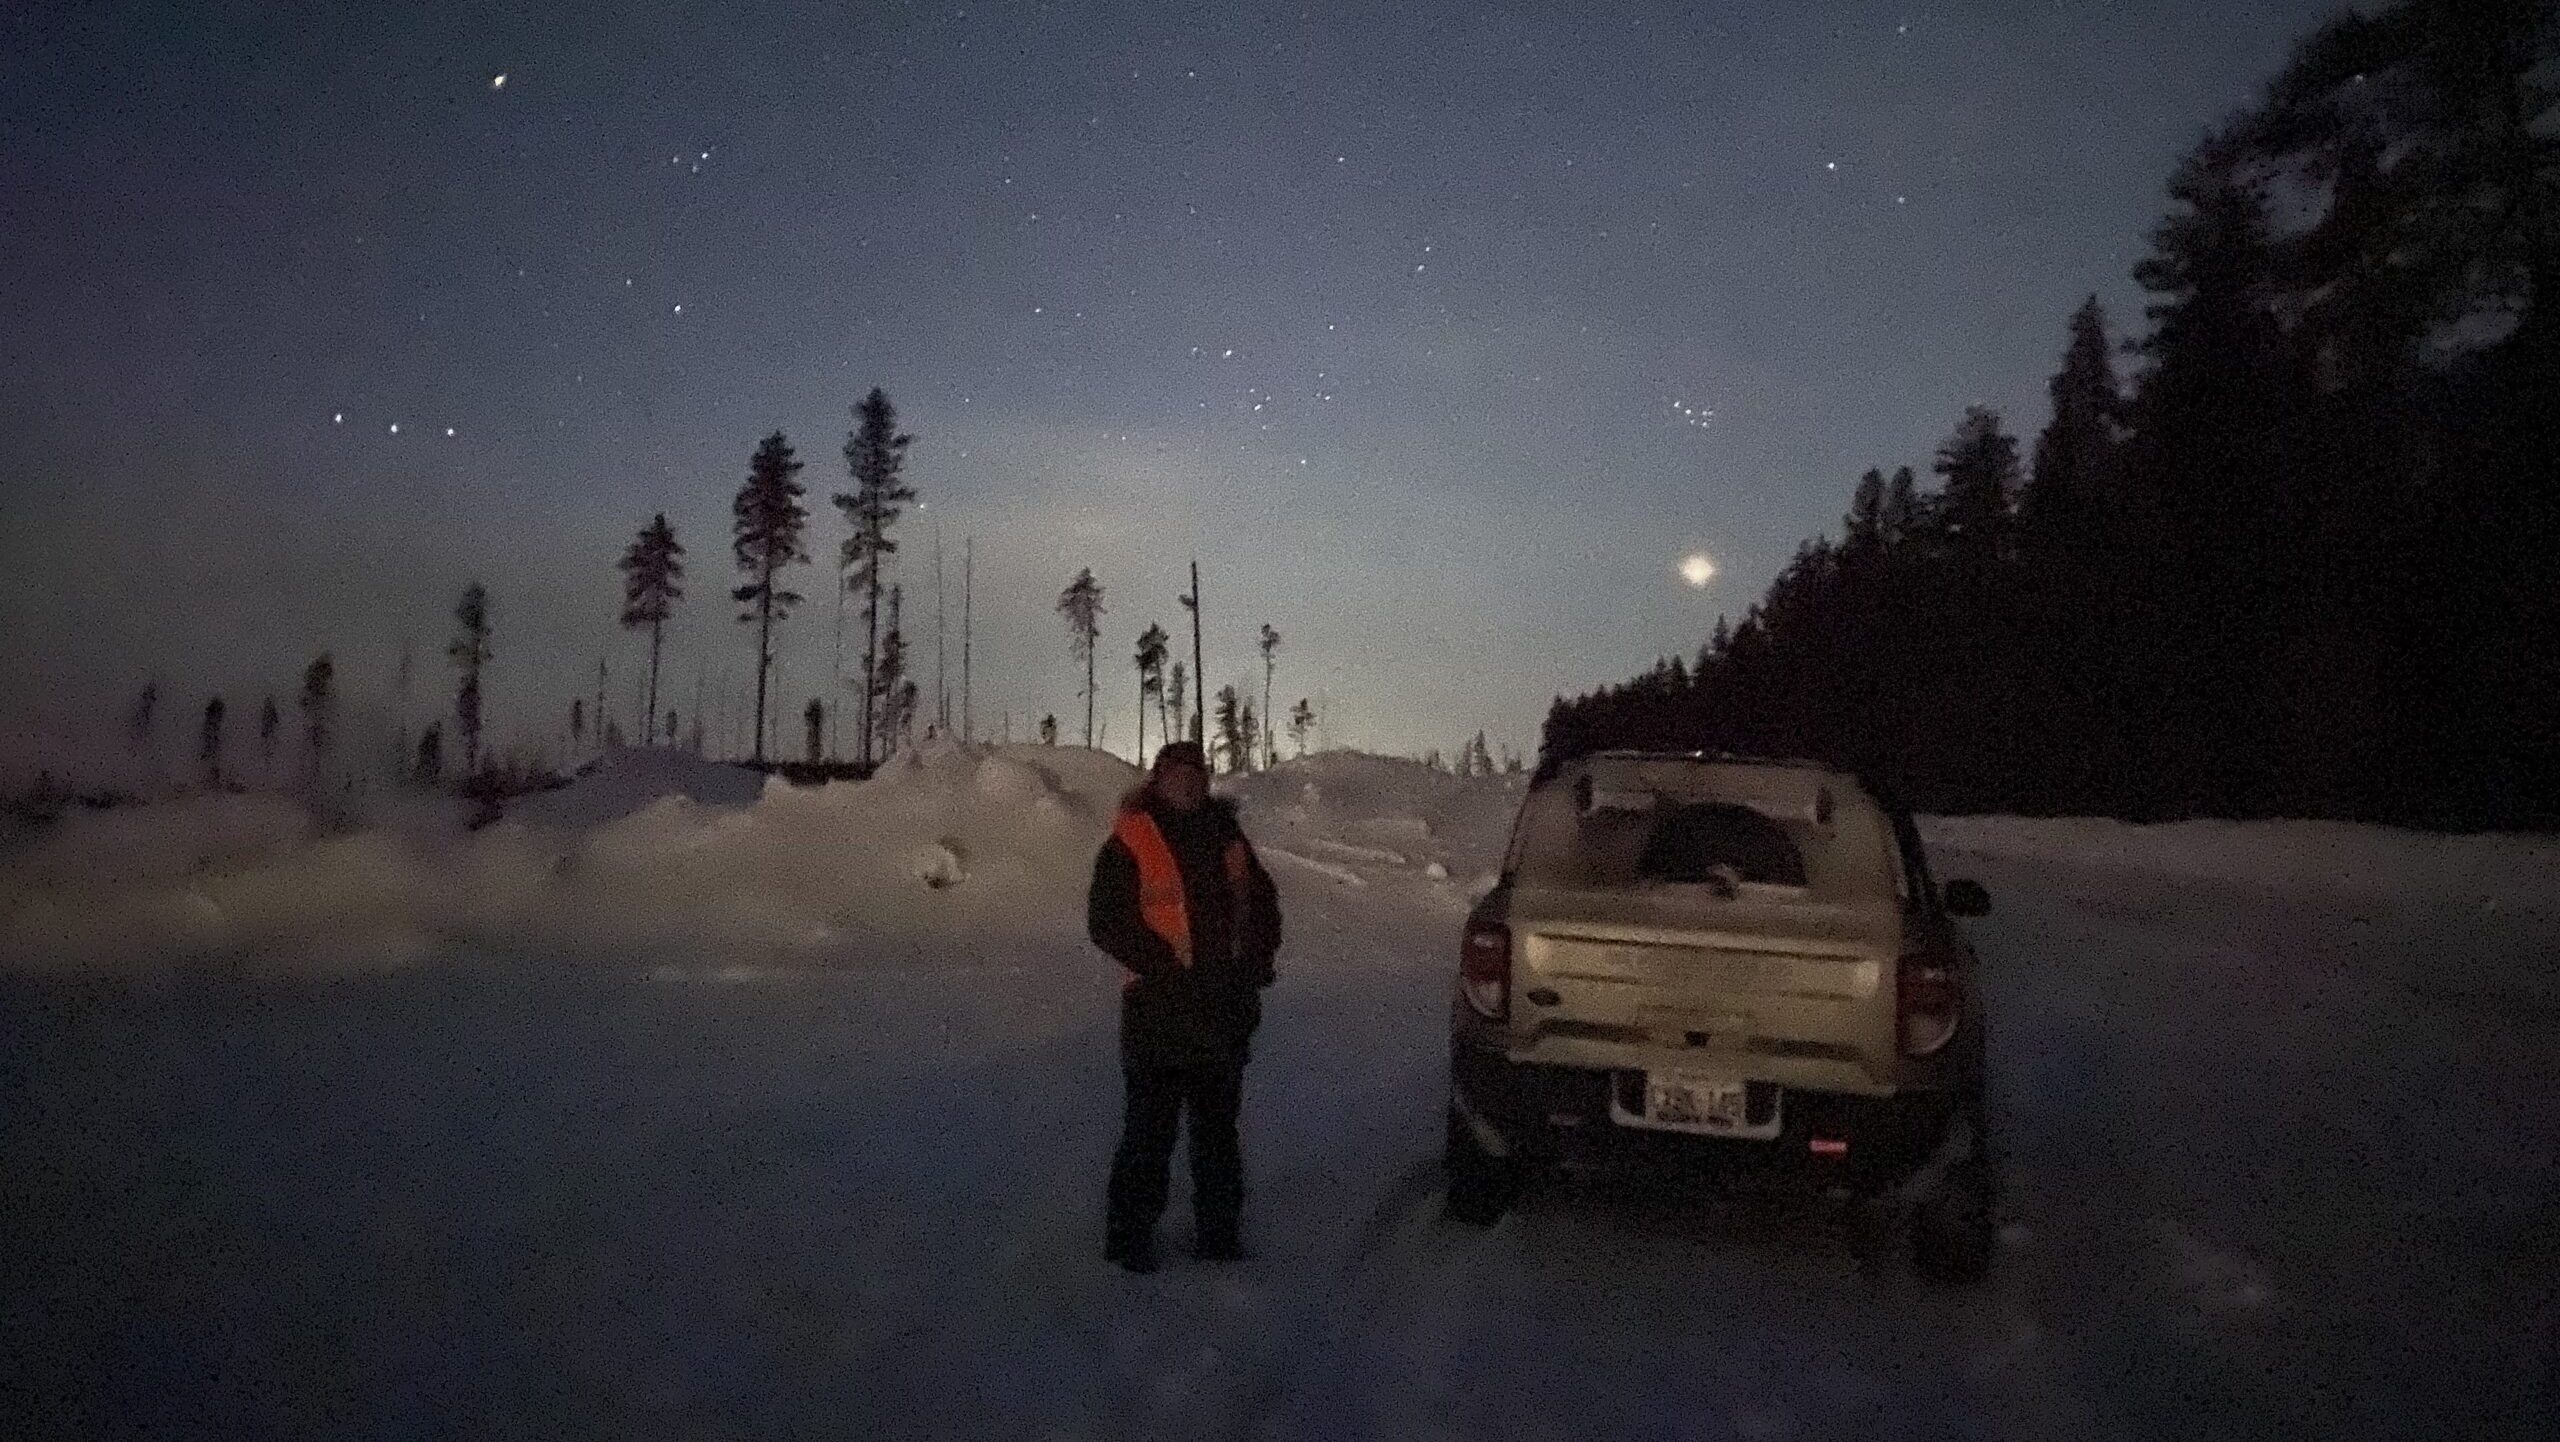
[1460,924,1511,1021]
[1897,948,1961,1058]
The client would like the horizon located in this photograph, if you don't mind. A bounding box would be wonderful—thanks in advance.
[1,0,2344,782]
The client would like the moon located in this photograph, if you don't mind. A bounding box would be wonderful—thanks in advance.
[1679,553,1717,588]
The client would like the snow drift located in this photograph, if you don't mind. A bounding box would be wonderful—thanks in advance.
[0,743,1143,973]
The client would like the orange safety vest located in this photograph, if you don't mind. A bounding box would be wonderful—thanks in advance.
[1112,807,1252,989]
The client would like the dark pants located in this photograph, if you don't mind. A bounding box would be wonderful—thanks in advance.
[1106,1061,1245,1246]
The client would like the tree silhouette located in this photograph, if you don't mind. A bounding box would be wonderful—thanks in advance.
[198,697,225,787]
[415,722,443,785]
[619,513,685,745]
[1135,623,1170,764]
[1212,685,1247,774]
[836,389,915,768]
[732,433,808,766]
[449,583,492,777]
[299,654,335,781]
[1057,568,1105,747]
[258,696,279,780]
[1257,624,1281,770]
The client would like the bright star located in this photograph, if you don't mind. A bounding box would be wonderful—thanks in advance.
[491,74,507,89]
[1680,554,1717,588]
[387,423,399,435]
[332,412,343,425]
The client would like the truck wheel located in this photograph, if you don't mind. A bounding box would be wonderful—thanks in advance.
[1444,1105,1513,1227]
[1911,1156,1995,1284]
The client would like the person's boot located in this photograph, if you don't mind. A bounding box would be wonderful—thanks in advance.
[1193,1220,1243,1262]
[1105,1230,1159,1275]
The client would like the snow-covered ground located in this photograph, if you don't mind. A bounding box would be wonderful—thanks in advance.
[3,747,2554,1438]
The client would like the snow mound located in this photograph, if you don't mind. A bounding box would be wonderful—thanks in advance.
[0,744,1142,973]
[508,745,768,829]
[1224,752,1523,880]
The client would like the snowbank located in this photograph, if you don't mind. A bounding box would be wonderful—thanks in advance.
[11,744,2554,980]
[0,742,1138,973]
[506,745,767,829]
[1223,751,1526,892]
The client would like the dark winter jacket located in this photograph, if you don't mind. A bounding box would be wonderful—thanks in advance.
[1087,795,1281,1069]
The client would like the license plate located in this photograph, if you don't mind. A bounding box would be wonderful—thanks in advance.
[1615,1071,1777,1137]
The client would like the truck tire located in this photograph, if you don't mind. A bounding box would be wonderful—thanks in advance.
[1444,1104,1513,1227]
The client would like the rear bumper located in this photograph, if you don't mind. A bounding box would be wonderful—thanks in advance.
[1451,1034,1961,1193]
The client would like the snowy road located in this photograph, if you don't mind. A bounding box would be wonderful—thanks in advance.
[4,754,2555,1438]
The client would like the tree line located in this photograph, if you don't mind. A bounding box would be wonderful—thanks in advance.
[1543,0,2556,827]
[108,383,1354,798]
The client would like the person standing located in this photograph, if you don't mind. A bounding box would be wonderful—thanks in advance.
[1086,741,1281,1273]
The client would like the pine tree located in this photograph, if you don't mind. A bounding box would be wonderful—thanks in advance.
[570,698,586,752]
[1288,697,1316,758]
[836,390,916,768]
[198,697,226,787]
[874,584,910,757]
[619,513,685,745]
[1039,714,1059,746]
[732,433,809,766]
[128,680,159,781]
[1135,623,1171,764]
[1842,468,1889,561]
[257,696,280,779]
[804,697,824,764]
[1165,661,1188,745]
[1931,406,2022,563]
[449,583,492,778]
[1257,624,1281,770]
[1880,466,1921,548]
[1057,568,1105,747]
[1211,685,1247,774]
[415,722,443,784]
[1240,700,1260,774]
[2022,298,2123,557]
[299,654,336,780]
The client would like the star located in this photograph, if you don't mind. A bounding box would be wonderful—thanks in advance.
[444,426,456,437]
[1825,160,1839,172]
[387,422,399,434]
[332,412,343,425]
[490,73,507,90]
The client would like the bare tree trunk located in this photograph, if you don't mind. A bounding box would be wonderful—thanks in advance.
[646,619,663,746]
[752,560,775,764]
[1189,559,1206,745]
[1137,675,1147,764]
[1085,641,1096,748]
[961,537,973,744]
[861,571,880,768]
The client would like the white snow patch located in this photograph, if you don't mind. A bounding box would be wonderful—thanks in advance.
[1263,846,1368,888]
[509,745,767,829]
[0,744,1139,972]
[1303,836,1407,867]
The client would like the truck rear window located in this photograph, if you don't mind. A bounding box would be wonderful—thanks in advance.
[1636,802,1807,887]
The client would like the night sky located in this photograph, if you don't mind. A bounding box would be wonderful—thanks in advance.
[1,1,2344,768]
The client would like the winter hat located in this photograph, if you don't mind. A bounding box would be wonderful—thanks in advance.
[1151,741,1209,776]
